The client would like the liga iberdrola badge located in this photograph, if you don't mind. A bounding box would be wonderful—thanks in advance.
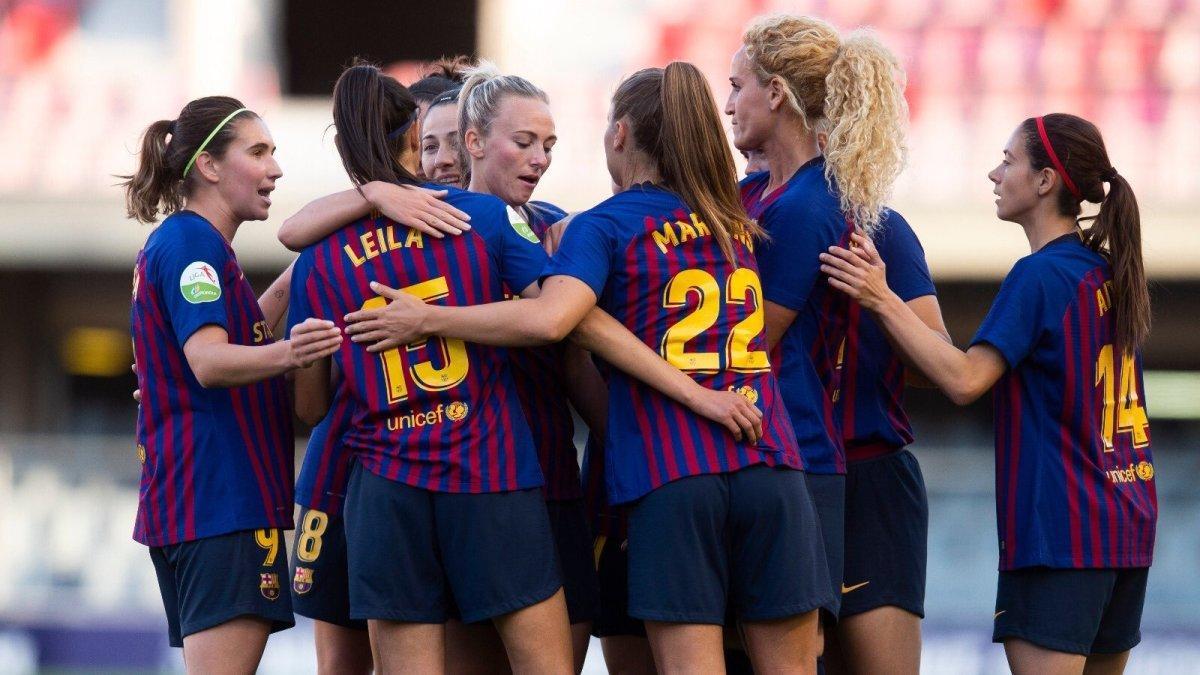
[293,567,314,595]
[506,206,540,244]
[259,572,281,600]
[180,261,222,304]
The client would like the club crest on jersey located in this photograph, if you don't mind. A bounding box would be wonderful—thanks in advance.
[293,567,314,595]
[259,572,281,600]
[731,385,759,405]
[136,444,146,465]
[1136,461,1154,481]
[446,401,469,421]
[179,261,222,304]
[507,206,540,244]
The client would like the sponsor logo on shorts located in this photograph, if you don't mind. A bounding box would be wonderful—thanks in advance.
[841,580,870,594]
[993,610,1006,620]
[386,402,469,431]
[731,385,759,405]
[179,261,222,304]
[293,567,314,595]
[507,206,541,244]
[259,572,281,601]
[1106,461,1155,484]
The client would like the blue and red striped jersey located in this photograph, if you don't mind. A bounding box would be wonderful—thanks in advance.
[971,234,1156,570]
[543,184,802,505]
[505,201,581,501]
[289,185,545,494]
[837,212,936,461]
[295,377,355,514]
[131,211,294,546]
[741,157,853,474]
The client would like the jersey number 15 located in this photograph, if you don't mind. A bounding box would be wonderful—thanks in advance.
[361,277,470,405]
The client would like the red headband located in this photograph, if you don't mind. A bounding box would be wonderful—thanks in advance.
[1035,116,1082,200]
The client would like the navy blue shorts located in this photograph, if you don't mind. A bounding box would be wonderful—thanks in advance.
[290,508,366,630]
[150,528,295,648]
[805,472,845,620]
[344,463,562,624]
[627,465,832,624]
[993,566,1148,655]
[592,532,646,638]
[548,499,600,625]
[840,450,927,619]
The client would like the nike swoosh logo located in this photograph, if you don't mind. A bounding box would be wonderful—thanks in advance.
[994,610,1006,620]
[841,581,870,594]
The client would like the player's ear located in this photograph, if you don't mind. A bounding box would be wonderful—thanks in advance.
[464,127,486,160]
[767,75,788,112]
[611,119,628,153]
[1036,166,1056,197]
[194,152,220,184]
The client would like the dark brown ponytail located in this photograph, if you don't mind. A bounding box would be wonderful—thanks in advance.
[1021,113,1150,352]
[331,60,420,188]
[612,62,763,263]
[119,96,255,223]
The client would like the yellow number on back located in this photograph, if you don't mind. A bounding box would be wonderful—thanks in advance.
[725,268,769,373]
[362,276,470,404]
[660,267,769,373]
[1095,345,1150,450]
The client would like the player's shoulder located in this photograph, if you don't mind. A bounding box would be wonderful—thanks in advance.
[145,211,225,259]
[872,208,920,252]
[440,185,508,216]
[527,200,568,226]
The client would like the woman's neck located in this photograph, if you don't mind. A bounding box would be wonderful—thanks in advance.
[1022,210,1078,253]
[183,194,239,243]
[762,121,820,194]
[618,154,662,192]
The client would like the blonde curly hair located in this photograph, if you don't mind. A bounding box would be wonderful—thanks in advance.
[742,15,908,234]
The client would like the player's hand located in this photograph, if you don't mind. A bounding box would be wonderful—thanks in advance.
[364,182,471,239]
[287,318,342,368]
[819,232,893,312]
[685,385,764,444]
[344,281,429,352]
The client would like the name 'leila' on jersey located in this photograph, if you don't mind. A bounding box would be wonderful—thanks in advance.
[343,225,427,267]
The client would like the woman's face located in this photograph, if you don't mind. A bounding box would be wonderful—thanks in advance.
[988,128,1042,223]
[725,46,775,152]
[205,116,282,222]
[466,95,555,207]
[420,102,464,186]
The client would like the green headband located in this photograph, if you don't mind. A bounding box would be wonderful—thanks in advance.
[182,107,250,178]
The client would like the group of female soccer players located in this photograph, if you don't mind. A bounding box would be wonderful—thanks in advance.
[123,12,1157,675]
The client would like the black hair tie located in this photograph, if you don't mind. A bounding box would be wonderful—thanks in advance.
[168,120,177,135]
[1101,166,1119,182]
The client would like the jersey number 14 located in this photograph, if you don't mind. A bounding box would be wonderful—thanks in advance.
[1095,345,1150,450]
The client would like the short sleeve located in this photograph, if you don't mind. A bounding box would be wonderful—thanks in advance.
[757,199,843,310]
[877,215,936,302]
[479,203,550,293]
[152,226,231,348]
[286,249,319,335]
[540,212,615,299]
[970,257,1046,367]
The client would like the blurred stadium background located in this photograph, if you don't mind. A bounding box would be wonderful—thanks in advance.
[0,0,1198,672]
